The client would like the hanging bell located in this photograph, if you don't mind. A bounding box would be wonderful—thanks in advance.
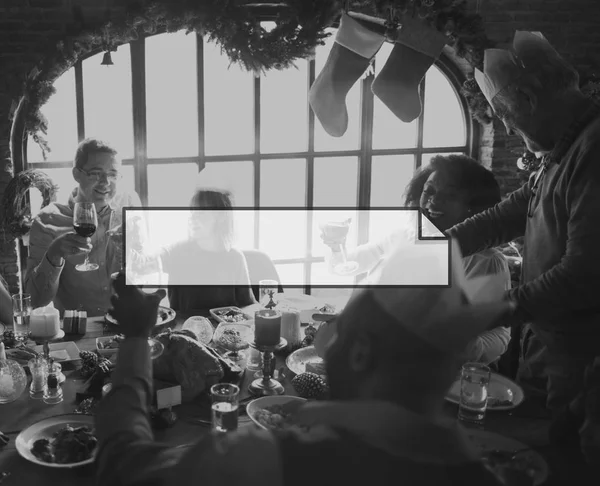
[101,51,113,66]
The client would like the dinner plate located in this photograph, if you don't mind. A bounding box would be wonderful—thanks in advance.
[247,395,307,430]
[105,305,176,327]
[209,306,253,324]
[15,414,97,468]
[467,429,549,486]
[445,372,525,411]
[286,346,326,377]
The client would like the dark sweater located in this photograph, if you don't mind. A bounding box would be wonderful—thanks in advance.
[448,102,600,340]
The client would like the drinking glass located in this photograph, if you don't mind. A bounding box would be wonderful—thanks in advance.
[43,361,64,405]
[28,356,48,399]
[12,293,32,343]
[211,383,240,433]
[319,219,359,276]
[259,279,279,308]
[458,362,491,425]
[73,202,99,271]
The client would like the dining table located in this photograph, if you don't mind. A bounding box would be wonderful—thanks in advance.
[0,297,594,486]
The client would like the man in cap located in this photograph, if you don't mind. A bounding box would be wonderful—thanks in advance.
[446,31,600,419]
[95,241,511,486]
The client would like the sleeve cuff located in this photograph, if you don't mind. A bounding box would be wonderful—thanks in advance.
[112,337,153,392]
[41,253,65,276]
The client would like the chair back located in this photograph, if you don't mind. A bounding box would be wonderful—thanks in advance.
[242,249,284,301]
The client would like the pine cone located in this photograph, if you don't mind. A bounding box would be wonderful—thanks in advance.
[291,372,328,399]
[2,330,15,348]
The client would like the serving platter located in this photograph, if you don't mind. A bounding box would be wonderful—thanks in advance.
[286,346,326,377]
[15,414,96,469]
[105,305,176,327]
[445,372,525,411]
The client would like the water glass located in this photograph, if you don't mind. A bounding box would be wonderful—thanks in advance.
[259,279,278,308]
[458,362,491,425]
[246,346,263,371]
[211,383,239,433]
[12,293,32,343]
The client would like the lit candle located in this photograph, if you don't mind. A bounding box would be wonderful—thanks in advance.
[254,309,282,347]
[280,308,302,349]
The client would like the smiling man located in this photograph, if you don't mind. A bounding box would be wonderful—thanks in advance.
[446,31,600,426]
[25,138,142,316]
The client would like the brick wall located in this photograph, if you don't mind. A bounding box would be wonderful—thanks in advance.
[0,0,599,287]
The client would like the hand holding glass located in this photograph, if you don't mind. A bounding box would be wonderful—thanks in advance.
[320,218,358,276]
[73,202,98,272]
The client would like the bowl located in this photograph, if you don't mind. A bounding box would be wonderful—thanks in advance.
[96,336,119,358]
[246,395,307,430]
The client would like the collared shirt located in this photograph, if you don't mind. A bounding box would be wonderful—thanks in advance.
[95,336,498,486]
[25,188,141,316]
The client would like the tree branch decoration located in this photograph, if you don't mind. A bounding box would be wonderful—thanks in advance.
[1,169,58,240]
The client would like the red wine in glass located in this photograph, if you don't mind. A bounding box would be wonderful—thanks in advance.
[73,202,99,271]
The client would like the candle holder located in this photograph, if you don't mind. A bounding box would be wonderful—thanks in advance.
[248,338,287,397]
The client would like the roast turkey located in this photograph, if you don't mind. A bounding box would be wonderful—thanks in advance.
[152,328,241,402]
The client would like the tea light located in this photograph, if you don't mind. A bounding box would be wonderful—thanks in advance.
[254,309,281,347]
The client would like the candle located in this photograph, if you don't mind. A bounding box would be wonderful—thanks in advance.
[254,309,282,347]
[30,305,60,338]
[281,308,302,349]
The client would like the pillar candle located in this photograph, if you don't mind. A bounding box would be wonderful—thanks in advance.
[281,308,302,348]
[254,309,282,347]
[30,306,60,338]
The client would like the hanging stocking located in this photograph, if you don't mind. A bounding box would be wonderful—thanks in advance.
[309,12,385,137]
[371,16,447,123]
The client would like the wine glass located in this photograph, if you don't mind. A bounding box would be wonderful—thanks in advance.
[73,202,99,272]
[148,338,164,360]
[319,218,359,276]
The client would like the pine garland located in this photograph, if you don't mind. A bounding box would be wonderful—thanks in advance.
[1,169,58,239]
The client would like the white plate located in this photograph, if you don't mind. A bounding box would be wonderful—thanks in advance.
[286,346,326,377]
[105,305,176,327]
[445,372,524,411]
[467,429,549,486]
[246,395,307,430]
[15,414,97,468]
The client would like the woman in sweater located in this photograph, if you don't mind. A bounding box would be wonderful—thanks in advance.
[322,154,511,365]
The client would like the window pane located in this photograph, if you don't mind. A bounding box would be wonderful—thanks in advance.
[27,69,77,163]
[313,157,358,207]
[310,286,353,301]
[259,210,306,260]
[372,43,418,150]
[368,209,416,243]
[83,45,134,159]
[311,209,359,259]
[275,263,305,288]
[423,66,466,148]
[39,168,76,205]
[197,161,255,250]
[259,159,306,206]
[204,39,254,156]
[370,155,416,207]
[261,61,308,154]
[147,163,198,206]
[421,152,463,167]
[146,32,199,158]
[314,28,360,152]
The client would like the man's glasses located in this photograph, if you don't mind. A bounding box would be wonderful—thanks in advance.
[78,168,122,182]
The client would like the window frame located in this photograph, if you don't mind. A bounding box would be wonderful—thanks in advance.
[20,31,477,293]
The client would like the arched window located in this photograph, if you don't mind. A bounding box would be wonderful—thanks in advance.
[26,30,473,296]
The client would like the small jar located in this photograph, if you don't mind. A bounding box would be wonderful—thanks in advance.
[43,362,63,405]
[28,356,48,399]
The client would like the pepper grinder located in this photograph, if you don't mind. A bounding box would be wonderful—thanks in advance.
[43,359,63,405]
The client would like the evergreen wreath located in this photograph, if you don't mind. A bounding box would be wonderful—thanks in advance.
[1,169,58,239]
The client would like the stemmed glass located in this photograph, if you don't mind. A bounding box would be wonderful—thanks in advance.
[73,202,99,272]
[148,338,164,360]
[320,218,359,276]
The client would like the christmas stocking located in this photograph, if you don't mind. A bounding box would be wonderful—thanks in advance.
[371,16,447,123]
[309,12,385,137]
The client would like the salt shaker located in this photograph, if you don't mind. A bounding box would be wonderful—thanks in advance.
[28,355,48,399]
[43,361,63,405]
